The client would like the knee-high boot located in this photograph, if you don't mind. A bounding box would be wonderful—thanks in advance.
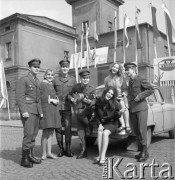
[21,149,33,168]
[28,148,41,164]
[135,145,143,159]
[55,128,65,157]
[138,145,149,162]
[65,141,74,157]
[57,140,65,157]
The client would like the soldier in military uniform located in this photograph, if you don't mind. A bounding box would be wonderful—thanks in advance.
[54,59,76,157]
[68,70,96,159]
[16,59,43,168]
[124,62,154,162]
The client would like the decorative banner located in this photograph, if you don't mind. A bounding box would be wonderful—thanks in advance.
[153,56,175,86]
[70,47,108,69]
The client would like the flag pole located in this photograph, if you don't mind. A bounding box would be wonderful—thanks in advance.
[114,11,117,63]
[123,12,126,64]
[151,0,158,59]
[154,44,158,58]
[6,90,11,120]
[135,7,138,68]
[85,23,89,70]
[80,23,84,69]
[74,39,78,83]
[75,39,77,53]
[162,0,171,56]
[171,87,175,104]
[164,11,171,56]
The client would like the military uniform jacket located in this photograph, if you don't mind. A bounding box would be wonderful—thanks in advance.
[68,83,96,109]
[53,75,76,111]
[128,75,154,113]
[16,72,42,115]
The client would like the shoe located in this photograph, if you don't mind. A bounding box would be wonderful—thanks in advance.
[118,129,126,135]
[138,146,149,162]
[41,154,47,160]
[65,151,74,157]
[21,149,33,168]
[93,157,100,164]
[135,152,142,159]
[138,152,149,162]
[125,127,131,133]
[47,153,58,159]
[76,150,87,159]
[28,148,41,164]
[118,126,125,132]
[57,142,65,157]
[98,159,106,166]
[65,142,74,157]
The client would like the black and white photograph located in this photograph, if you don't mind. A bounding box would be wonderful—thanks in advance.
[0,0,175,179]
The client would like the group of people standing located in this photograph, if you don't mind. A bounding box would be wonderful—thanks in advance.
[16,58,154,168]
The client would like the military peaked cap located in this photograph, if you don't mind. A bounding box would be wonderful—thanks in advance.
[28,58,41,67]
[79,69,90,77]
[124,62,137,70]
[59,59,70,66]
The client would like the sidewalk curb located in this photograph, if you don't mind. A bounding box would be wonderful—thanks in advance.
[0,125,23,128]
[0,120,23,128]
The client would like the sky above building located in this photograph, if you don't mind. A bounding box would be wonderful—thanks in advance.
[0,0,72,25]
[0,0,174,34]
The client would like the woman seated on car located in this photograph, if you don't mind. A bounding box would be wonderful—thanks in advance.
[93,86,122,166]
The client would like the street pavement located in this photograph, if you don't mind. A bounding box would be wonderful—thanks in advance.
[0,120,175,180]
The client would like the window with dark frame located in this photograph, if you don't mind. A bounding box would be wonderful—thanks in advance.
[5,42,12,61]
[171,49,173,56]
[64,51,69,60]
[108,21,112,32]
[83,21,89,34]
[164,46,168,57]
[5,26,11,32]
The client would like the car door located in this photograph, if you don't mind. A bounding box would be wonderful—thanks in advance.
[147,91,164,133]
[154,89,175,131]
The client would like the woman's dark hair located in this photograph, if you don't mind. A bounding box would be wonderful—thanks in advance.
[99,86,118,110]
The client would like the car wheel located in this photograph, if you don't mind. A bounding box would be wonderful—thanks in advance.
[147,127,152,148]
[169,128,175,139]
[86,137,97,146]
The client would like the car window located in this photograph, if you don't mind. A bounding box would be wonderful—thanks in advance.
[155,89,164,103]
[147,93,157,103]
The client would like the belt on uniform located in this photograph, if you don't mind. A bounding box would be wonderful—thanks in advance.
[26,97,38,103]
[26,97,34,101]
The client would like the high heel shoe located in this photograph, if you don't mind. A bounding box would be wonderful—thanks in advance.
[98,159,106,166]
[125,127,131,133]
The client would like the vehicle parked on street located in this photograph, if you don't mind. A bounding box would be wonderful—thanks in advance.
[64,84,175,148]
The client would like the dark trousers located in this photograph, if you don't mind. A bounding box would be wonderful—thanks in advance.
[55,110,72,143]
[130,110,148,147]
[21,113,40,150]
